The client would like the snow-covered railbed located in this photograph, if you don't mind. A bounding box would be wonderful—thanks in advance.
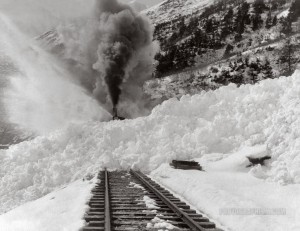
[151,162,300,231]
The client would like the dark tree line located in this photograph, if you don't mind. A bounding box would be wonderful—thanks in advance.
[211,56,274,86]
[153,0,300,77]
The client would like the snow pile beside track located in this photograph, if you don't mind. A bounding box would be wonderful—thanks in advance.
[0,179,95,231]
[1,70,300,213]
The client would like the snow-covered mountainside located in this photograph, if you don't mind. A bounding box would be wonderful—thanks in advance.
[0,0,93,36]
[148,0,300,96]
[129,0,147,12]
[143,0,212,25]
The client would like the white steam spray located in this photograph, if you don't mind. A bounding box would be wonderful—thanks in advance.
[0,13,111,135]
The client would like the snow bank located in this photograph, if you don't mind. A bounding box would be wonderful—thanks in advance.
[2,70,300,213]
[151,165,300,231]
[0,178,95,231]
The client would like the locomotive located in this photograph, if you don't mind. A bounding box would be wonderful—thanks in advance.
[112,107,125,120]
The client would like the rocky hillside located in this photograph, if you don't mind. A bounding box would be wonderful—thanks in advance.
[144,0,213,25]
[143,0,300,99]
[146,0,300,75]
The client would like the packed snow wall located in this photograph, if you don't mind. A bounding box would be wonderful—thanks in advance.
[1,70,300,213]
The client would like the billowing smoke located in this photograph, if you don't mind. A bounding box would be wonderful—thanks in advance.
[53,0,159,117]
[91,0,157,112]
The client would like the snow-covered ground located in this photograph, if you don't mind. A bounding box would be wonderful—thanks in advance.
[1,70,300,230]
[0,178,96,231]
[152,152,300,231]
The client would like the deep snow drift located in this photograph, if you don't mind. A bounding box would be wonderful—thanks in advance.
[1,70,300,214]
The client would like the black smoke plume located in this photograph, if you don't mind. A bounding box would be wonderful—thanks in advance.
[91,0,155,109]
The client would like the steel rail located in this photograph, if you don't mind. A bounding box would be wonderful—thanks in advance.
[130,170,206,231]
[104,168,111,231]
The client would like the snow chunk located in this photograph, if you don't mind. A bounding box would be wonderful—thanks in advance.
[143,195,160,209]
[147,216,176,230]
[129,182,145,190]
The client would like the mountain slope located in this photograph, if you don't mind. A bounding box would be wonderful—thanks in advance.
[143,0,300,100]
[129,0,147,12]
[143,0,212,25]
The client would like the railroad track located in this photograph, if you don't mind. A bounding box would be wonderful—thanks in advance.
[82,169,222,231]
